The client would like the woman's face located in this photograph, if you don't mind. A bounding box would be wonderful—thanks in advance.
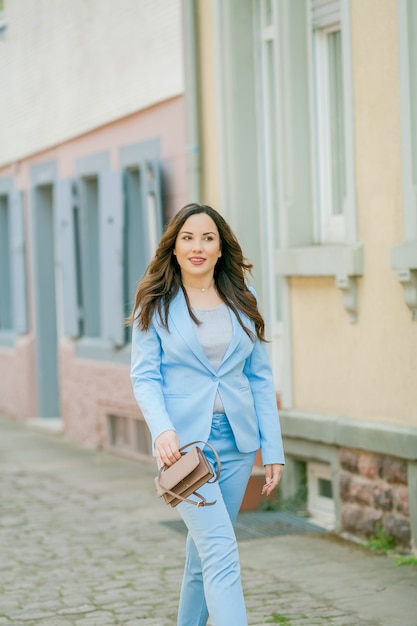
[174,213,221,285]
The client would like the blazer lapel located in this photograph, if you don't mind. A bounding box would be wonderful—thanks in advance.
[168,291,249,372]
[168,291,215,372]
[219,307,244,366]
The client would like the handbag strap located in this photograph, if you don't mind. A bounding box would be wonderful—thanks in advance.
[178,440,221,483]
[158,485,216,507]
[157,440,221,507]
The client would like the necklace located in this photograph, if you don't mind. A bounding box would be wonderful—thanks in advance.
[183,283,213,293]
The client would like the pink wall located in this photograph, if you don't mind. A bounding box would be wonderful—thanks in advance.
[0,336,37,420]
[0,96,187,435]
[59,339,139,446]
[5,95,187,216]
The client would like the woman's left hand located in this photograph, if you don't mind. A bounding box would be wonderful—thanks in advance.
[262,464,284,497]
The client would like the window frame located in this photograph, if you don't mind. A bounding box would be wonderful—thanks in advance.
[253,0,361,320]
[312,21,346,244]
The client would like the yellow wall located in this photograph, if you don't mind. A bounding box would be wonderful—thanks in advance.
[291,0,417,426]
[197,0,219,208]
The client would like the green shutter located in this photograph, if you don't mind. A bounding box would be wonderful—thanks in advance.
[277,0,314,246]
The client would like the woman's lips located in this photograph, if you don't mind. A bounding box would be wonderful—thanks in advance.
[189,257,205,265]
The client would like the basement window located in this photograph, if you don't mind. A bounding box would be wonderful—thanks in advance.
[108,414,130,451]
[307,461,336,529]
[106,413,152,461]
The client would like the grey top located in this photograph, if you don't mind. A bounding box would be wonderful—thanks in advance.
[192,303,232,413]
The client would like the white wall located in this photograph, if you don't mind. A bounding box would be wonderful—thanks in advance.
[0,0,184,166]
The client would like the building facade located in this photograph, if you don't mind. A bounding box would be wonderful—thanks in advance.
[0,0,187,453]
[190,0,417,551]
[1,0,416,550]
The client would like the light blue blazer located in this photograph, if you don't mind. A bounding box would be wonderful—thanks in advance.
[130,289,285,466]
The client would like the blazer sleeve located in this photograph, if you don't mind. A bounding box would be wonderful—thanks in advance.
[243,338,285,465]
[244,287,285,466]
[130,321,176,451]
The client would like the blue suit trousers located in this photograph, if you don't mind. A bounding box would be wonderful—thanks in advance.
[177,413,256,626]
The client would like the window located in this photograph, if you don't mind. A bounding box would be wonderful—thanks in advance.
[120,139,163,342]
[254,0,361,320]
[0,194,12,330]
[108,414,131,451]
[70,151,126,353]
[55,143,162,359]
[312,8,346,243]
[105,413,152,459]
[255,0,354,249]
[307,461,335,528]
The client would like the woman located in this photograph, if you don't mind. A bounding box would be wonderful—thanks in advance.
[129,203,284,626]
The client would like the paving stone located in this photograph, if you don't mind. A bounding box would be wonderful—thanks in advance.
[1,416,416,626]
[40,621,76,626]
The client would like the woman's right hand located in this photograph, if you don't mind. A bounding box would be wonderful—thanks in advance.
[155,430,181,467]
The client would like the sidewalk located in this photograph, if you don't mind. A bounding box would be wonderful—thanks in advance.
[0,415,416,626]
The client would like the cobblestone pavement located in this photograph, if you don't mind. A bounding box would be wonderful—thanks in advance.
[0,416,416,626]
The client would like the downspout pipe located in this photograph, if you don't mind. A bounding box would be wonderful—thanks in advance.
[182,0,201,203]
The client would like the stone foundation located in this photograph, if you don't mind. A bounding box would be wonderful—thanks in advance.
[340,448,410,548]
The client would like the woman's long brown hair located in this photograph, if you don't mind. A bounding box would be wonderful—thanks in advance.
[126,203,266,342]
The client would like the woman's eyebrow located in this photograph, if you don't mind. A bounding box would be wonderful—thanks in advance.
[179,230,217,236]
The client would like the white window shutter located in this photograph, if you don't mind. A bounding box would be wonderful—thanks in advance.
[100,169,125,347]
[56,178,81,338]
[10,190,28,335]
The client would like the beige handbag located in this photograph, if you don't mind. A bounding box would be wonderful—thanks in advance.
[155,441,221,507]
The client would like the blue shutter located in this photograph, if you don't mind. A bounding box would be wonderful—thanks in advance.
[10,190,28,335]
[56,179,81,338]
[100,169,125,347]
[141,157,163,260]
